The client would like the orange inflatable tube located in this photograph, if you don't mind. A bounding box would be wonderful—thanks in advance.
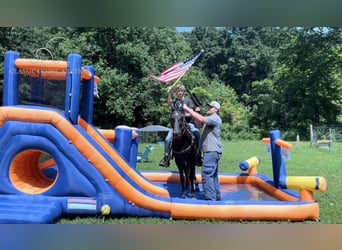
[262,137,292,150]
[275,139,292,150]
[98,129,115,143]
[15,58,100,83]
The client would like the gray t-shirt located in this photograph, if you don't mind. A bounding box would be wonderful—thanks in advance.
[199,114,223,153]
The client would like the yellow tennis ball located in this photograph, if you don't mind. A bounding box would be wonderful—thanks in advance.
[101,204,111,215]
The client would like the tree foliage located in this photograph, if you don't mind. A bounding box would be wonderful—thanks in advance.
[1,27,341,140]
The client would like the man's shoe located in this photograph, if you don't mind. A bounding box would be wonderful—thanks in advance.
[159,156,170,168]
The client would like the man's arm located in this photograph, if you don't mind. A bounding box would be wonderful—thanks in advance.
[183,103,207,124]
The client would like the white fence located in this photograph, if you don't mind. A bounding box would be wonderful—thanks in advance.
[310,124,342,147]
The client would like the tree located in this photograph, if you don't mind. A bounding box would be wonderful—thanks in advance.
[274,27,342,139]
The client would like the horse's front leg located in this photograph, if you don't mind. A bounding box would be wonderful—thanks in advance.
[189,180,196,199]
[177,165,186,198]
[185,166,196,199]
[193,175,200,192]
[180,173,186,199]
[189,164,197,198]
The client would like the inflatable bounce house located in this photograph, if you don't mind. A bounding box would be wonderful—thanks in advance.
[0,50,326,223]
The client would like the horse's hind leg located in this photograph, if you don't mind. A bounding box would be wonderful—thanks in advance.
[181,179,186,199]
[190,183,196,198]
[181,190,186,199]
[190,184,196,198]
[194,176,200,192]
[180,178,186,198]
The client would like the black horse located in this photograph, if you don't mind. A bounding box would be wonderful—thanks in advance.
[171,108,199,198]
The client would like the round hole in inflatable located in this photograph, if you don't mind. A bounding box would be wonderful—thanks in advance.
[9,149,58,194]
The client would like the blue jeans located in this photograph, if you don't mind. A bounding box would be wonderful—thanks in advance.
[201,151,222,200]
[164,123,200,155]
[188,123,200,147]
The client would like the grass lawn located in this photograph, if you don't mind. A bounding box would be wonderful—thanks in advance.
[58,139,341,224]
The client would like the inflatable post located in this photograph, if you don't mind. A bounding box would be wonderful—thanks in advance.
[80,65,95,124]
[65,54,82,124]
[130,129,139,169]
[269,130,287,188]
[114,126,133,166]
[3,51,20,106]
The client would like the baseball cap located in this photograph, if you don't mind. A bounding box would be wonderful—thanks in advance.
[208,101,221,110]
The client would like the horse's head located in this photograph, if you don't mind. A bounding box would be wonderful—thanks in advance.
[171,110,186,136]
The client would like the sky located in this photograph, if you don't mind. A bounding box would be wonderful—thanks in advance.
[176,27,194,32]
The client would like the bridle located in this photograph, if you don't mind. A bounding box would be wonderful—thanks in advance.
[171,109,195,154]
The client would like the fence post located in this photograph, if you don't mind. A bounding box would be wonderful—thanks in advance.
[310,124,314,147]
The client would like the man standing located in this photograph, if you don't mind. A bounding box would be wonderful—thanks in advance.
[183,101,223,201]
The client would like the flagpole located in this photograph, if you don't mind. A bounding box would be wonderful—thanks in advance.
[170,74,184,89]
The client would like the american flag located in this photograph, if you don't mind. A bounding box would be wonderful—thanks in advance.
[150,50,203,83]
